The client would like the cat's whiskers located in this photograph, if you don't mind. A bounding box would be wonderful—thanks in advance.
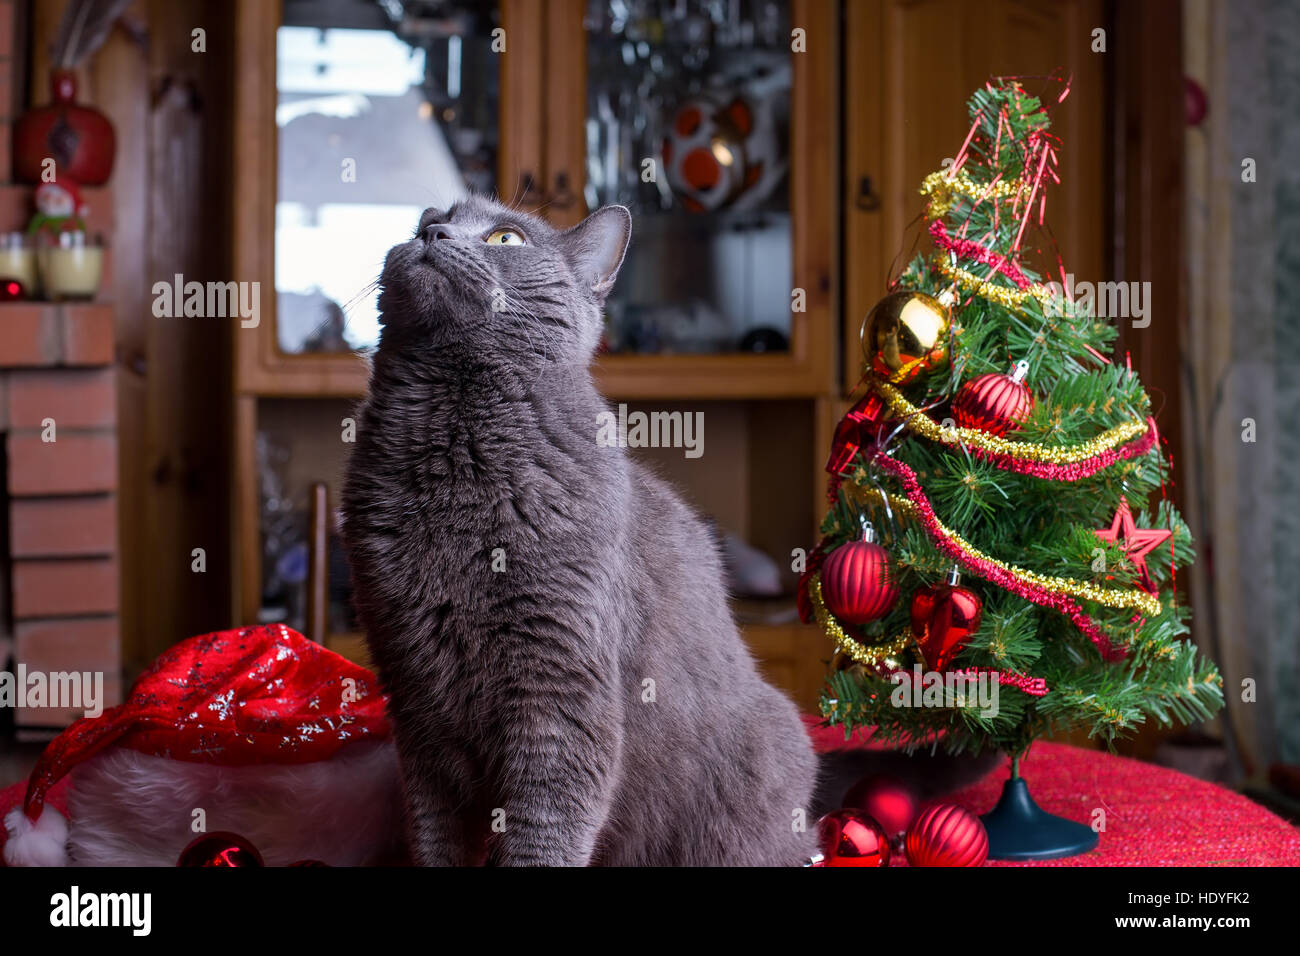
[499,180,525,214]
[494,186,561,221]
[430,245,556,366]
[341,278,380,316]
[294,276,381,350]
[492,279,564,367]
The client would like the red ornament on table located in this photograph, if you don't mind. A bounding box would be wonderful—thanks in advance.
[821,518,900,625]
[177,831,264,867]
[910,566,984,671]
[1094,496,1171,592]
[817,808,891,867]
[953,360,1034,437]
[905,803,988,867]
[843,773,919,838]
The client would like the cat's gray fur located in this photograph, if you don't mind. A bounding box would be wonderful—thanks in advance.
[341,197,990,866]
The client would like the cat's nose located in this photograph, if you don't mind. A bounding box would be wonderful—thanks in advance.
[425,226,453,242]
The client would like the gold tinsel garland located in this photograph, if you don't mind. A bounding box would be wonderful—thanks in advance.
[934,254,1055,311]
[871,379,1151,464]
[843,482,1163,617]
[807,574,913,665]
[919,170,1024,219]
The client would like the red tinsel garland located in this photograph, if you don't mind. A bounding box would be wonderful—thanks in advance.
[929,220,1035,291]
[966,416,1159,481]
[869,451,1128,661]
[947,667,1050,697]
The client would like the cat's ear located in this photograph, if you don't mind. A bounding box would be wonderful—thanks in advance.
[561,205,631,300]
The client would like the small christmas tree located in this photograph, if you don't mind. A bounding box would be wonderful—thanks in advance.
[803,79,1223,858]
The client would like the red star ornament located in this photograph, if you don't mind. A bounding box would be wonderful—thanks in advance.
[1094,496,1171,591]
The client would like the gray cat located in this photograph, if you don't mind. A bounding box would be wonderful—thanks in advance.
[341,197,989,866]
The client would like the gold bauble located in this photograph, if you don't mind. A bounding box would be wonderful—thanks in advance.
[861,290,950,385]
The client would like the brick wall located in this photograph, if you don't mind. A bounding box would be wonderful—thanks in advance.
[1,0,121,735]
[1,314,122,734]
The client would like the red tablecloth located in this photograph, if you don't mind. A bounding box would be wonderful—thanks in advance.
[6,729,1298,866]
[807,723,1300,866]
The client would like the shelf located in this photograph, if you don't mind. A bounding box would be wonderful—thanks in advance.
[741,621,819,643]
[241,349,828,401]
[733,595,803,627]
[594,352,825,400]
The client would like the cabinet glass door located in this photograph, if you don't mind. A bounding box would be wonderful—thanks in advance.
[275,0,502,354]
[583,0,793,356]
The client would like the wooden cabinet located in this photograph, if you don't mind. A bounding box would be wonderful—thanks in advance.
[230,0,1109,712]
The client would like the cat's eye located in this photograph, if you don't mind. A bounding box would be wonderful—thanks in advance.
[484,228,526,246]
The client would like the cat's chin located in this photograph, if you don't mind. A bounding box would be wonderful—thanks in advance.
[377,274,482,336]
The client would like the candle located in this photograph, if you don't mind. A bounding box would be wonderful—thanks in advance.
[39,231,104,301]
[0,232,38,296]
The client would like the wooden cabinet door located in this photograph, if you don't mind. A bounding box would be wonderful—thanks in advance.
[542,0,838,401]
[843,0,1106,393]
[231,0,547,399]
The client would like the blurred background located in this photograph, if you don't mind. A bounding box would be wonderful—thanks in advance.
[0,0,1295,822]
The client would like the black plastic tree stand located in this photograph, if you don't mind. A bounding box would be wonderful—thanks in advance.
[981,759,1099,861]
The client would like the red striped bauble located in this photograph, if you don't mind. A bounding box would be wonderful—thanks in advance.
[821,536,899,625]
[953,363,1034,437]
[904,803,989,867]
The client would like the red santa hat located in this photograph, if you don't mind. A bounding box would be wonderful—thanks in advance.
[3,624,392,866]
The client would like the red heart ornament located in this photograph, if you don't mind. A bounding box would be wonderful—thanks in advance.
[910,569,983,671]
